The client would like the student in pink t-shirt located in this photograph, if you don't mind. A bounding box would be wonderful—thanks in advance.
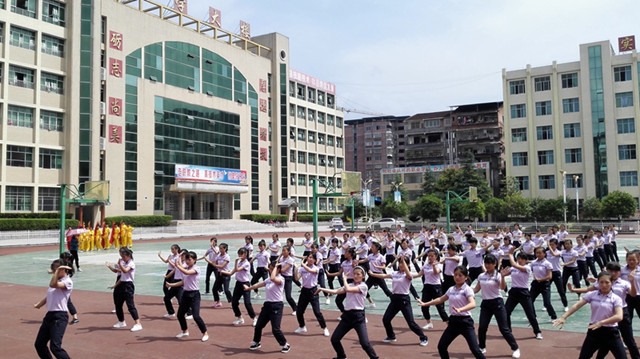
[221,248,255,327]
[293,252,329,337]
[168,251,209,342]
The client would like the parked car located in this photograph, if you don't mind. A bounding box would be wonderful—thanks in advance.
[330,217,344,230]
[371,218,405,230]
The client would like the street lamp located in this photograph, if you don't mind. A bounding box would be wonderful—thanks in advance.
[362,179,373,222]
[560,170,567,224]
[390,181,403,203]
[573,175,580,222]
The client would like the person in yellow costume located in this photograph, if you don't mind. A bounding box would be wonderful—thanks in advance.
[95,224,103,250]
[126,223,134,247]
[102,222,111,250]
[86,222,94,251]
[112,222,121,249]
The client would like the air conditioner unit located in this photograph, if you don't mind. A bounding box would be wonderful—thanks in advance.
[100,137,106,151]
[100,101,106,115]
[101,67,107,82]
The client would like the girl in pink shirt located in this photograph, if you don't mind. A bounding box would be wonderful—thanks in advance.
[221,248,255,326]
[168,251,209,342]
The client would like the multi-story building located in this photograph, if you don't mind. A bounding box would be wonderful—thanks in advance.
[503,39,640,202]
[0,0,344,220]
[404,111,450,167]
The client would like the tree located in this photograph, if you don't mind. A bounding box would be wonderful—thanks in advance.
[503,194,531,219]
[380,196,409,219]
[601,191,637,219]
[411,194,444,222]
[500,176,521,198]
[536,198,565,222]
[581,197,602,220]
[342,199,366,221]
[485,197,506,221]
[421,168,437,196]
[464,200,486,221]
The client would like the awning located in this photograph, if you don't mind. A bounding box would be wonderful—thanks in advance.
[169,181,248,194]
[279,198,298,207]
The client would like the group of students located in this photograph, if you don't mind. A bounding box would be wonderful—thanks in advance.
[33,224,637,359]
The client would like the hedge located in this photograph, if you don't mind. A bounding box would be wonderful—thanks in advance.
[0,213,73,219]
[104,215,172,227]
[240,214,288,223]
[0,219,79,231]
[296,214,338,222]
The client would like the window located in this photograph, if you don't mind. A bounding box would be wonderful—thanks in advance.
[536,125,553,140]
[296,83,305,99]
[616,92,634,108]
[307,88,315,103]
[337,158,343,169]
[11,0,36,18]
[515,176,529,190]
[308,109,315,122]
[327,135,334,146]
[41,72,64,94]
[535,101,552,116]
[40,110,63,131]
[289,81,295,97]
[510,104,526,118]
[290,173,296,185]
[336,137,343,148]
[561,73,578,88]
[336,117,343,128]
[619,144,637,160]
[308,153,316,165]
[562,98,580,113]
[9,65,34,89]
[327,114,334,126]
[539,175,555,189]
[534,76,550,92]
[42,0,65,26]
[289,104,295,116]
[307,131,315,143]
[39,148,62,169]
[319,155,326,166]
[297,129,305,141]
[511,128,527,142]
[297,174,306,186]
[297,106,306,119]
[9,26,35,50]
[509,80,525,95]
[564,123,581,138]
[617,118,635,134]
[317,91,325,106]
[512,152,528,166]
[318,133,325,144]
[317,112,325,124]
[41,34,64,57]
[297,151,306,164]
[8,105,33,128]
[7,145,33,167]
[537,150,554,165]
[38,187,59,211]
[567,174,583,189]
[327,94,335,108]
[328,156,335,167]
[620,171,638,187]
[5,186,32,211]
[289,150,295,162]
[614,66,632,82]
[0,23,3,43]
[565,148,582,163]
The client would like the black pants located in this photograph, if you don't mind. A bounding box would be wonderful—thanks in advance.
[327,263,341,290]
[250,267,269,293]
[530,280,557,319]
[365,275,392,298]
[382,294,427,341]
[562,266,581,291]
[113,281,139,322]
[478,298,518,350]
[386,254,397,271]
[204,263,217,293]
[35,311,70,359]
[178,290,207,334]
[421,284,448,321]
[442,274,455,294]
[231,281,255,319]
[577,260,590,286]
[317,268,329,297]
[579,326,627,359]
[587,257,598,277]
[437,316,486,359]
[551,270,568,307]
[505,287,541,334]
[162,269,173,297]
[282,275,298,312]
[69,250,79,270]
[67,298,77,316]
[468,266,483,285]
[336,279,353,312]
[595,248,606,270]
[212,274,232,302]
[612,242,620,262]
[296,286,326,328]
[253,301,287,346]
[596,308,639,359]
[163,281,184,315]
[628,295,640,326]
[331,310,378,359]
[604,244,616,264]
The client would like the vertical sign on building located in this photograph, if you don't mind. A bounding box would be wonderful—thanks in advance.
[174,0,187,13]
[109,125,122,143]
[109,58,123,78]
[618,35,636,52]
[239,20,251,39]
[109,97,122,117]
[109,31,123,51]
[208,7,221,27]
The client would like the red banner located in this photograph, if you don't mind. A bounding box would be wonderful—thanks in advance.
[619,36,636,52]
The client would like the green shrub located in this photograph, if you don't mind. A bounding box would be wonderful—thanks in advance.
[104,215,172,227]
[0,218,79,231]
[296,214,336,222]
[240,214,288,223]
[0,213,73,219]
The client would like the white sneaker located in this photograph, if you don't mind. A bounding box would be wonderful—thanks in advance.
[536,333,543,340]
[323,328,330,337]
[564,307,569,312]
[77,268,83,272]
[480,348,487,354]
[186,315,193,320]
[201,334,209,342]
[163,313,175,318]
[111,309,117,313]
[512,349,521,358]
[365,317,368,323]
[113,321,126,328]
[130,323,143,332]
[366,303,376,309]
[233,317,245,325]
[291,311,297,316]
[325,298,330,305]
[253,292,261,299]
[252,318,258,327]
[176,332,189,338]
[422,323,434,330]
[294,327,307,334]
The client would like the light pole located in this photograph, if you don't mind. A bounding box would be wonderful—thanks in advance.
[390,181,403,203]
[362,178,372,223]
[574,175,580,222]
[560,170,567,224]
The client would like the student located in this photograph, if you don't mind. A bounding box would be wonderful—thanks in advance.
[575,236,590,287]
[310,243,330,304]
[106,247,142,332]
[327,248,358,313]
[593,230,606,271]
[622,251,640,326]
[324,238,342,292]
[530,246,557,321]
[500,237,514,270]
[414,249,449,330]
[547,238,569,311]
[167,251,209,342]
[369,256,428,346]
[245,262,291,354]
[221,248,256,326]
[269,233,281,264]
[293,253,329,336]
[441,245,460,294]
[244,235,255,276]
[211,243,232,308]
[158,244,180,314]
[553,271,626,359]
[163,249,187,319]
[512,223,523,249]
[584,235,599,277]
[504,251,543,340]
[57,252,79,325]
[301,232,314,257]
[355,234,370,272]
[361,242,392,308]
[199,237,218,294]
[569,262,639,359]
[34,260,73,359]
[316,267,379,359]
[278,245,298,315]
[418,265,486,359]
[250,240,270,299]
[68,235,81,272]
[520,233,536,261]
[561,239,581,292]
[473,254,520,358]
[609,224,620,262]
[461,237,484,285]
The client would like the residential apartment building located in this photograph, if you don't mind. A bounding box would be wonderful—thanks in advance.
[0,0,344,220]
[503,40,640,202]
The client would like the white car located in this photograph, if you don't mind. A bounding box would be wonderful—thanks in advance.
[330,217,344,229]
[371,218,405,230]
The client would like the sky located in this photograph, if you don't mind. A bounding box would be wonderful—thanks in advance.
[183,0,640,119]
